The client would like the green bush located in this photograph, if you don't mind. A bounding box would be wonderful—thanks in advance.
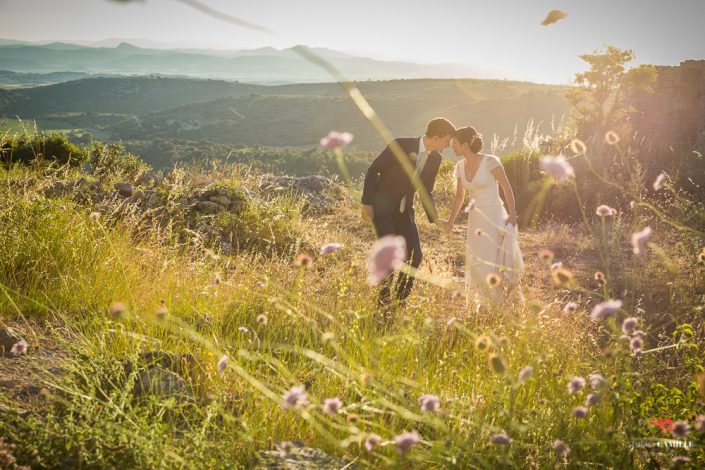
[1,131,88,167]
[89,141,151,182]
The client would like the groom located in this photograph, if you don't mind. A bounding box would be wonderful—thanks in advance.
[361,117,456,308]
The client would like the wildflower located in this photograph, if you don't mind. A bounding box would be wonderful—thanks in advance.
[588,373,606,389]
[551,267,574,286]
[604,130,620,145]
[475,228,483,236]
[320,131,353,149]
[10,340,27,356]
[486,273,501,287]
[488,353,507,374]
[694,415,705,432]
[631,227,652,255]
[89,211,101,221]
[586,393,601,407]
[256,314,268,325]
[539,155,574,183]
[570,138,587,155]
[590,299,622,320]
[563,302,578,314]
[475,335,490,351]
[320,243,342,255]
[294,252,313,269]
[671,421,690,438]
[594,271,606,285]
[630,336,643,354]
[213,273,221,285]
[364,434,382,451]
[652,172,666,191]
[321,332,335,343]
[489,432,512,445]
[572,406,588,418]
[394,431,420,453]
[567,376,586,394]
[282,385,308,409]
[59,205,67,211]
[323,397,343,415]
[367,235,406,285]
[632,330,646,338]
[238,326,248,334]
[550,261,563,272]
[552,439,571,459]
[256,280,266,288]
[418,394,440,413]
[109,302,127,320]
[518,365,534,382]
[621,317,639,334]
[595,205,616,217]
[217,355,228,375]
[672,456,691,465]
[538,249,555,262]
[346,414,358,423]
[446,317,458,327]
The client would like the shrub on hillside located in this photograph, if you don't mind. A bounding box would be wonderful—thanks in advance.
[0,131,88,167]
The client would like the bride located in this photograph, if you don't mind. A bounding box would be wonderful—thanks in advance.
[442,126,524,308]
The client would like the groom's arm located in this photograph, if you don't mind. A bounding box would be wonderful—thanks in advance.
[361,139,400,206]
[420,152,442,224]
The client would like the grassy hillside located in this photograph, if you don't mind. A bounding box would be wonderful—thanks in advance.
[0,130,703,468]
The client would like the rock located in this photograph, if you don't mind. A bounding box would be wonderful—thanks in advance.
[136,171,160,187]
[209,195,232,208]
[259,175,342,213]
[196,201,226,214]
[190,175,214,187]
[257,441,351,469]
[145,192,159,208]
[0,327,25,357]
[134,368,192,398]
[114,182,134,197]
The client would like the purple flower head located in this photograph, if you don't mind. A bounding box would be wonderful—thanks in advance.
[630,336,643,353]
[550,261,563,272]
[490,432,512,445]
[320,243,342,255]
[217,354,228,375]
[586,393,601,407]
[238,326,248,334]
[572,406,588,418]
[694,414,705,432]
[320,131,353,149]
[552,439,571,459]
[518,365,534,382]
[563,302,579,314]
[282,385,309,409]
[621,317,639,334]
[590,299,622,320]
[364,434,382,451]
[539,155,575,183]
[367,235,407,285]
[595,205,616,217]
[567,376,586,394]
[631,227,652,255]
[394,431,420,453]
[588,373,606,390]
[671,420,690,438]
[418,394,440,413]
[323,397,343,415]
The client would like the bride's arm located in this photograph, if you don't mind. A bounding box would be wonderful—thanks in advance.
[491,166,518,226]
[446,177,466,228]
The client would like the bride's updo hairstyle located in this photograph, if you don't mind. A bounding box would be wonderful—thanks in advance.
[455,126,484,153]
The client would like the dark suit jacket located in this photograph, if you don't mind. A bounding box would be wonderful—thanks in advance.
[361,137,441,223]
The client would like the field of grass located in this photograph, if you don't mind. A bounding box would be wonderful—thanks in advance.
[0,130,703,468]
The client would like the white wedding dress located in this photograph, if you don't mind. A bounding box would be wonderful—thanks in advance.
[453,154,524,306]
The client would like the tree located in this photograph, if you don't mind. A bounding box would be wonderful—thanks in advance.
[567,45,656,140]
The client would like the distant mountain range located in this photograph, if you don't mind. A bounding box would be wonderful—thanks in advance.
[0,39,493,84]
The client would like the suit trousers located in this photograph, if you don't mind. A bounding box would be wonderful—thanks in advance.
[372,209,423,306]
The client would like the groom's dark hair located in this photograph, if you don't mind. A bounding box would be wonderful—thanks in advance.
[425,117,456,138]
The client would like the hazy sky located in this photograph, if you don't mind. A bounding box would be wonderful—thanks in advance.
[1,0,704,83]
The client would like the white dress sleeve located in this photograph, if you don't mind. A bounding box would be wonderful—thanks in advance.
[486,154,502,171]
